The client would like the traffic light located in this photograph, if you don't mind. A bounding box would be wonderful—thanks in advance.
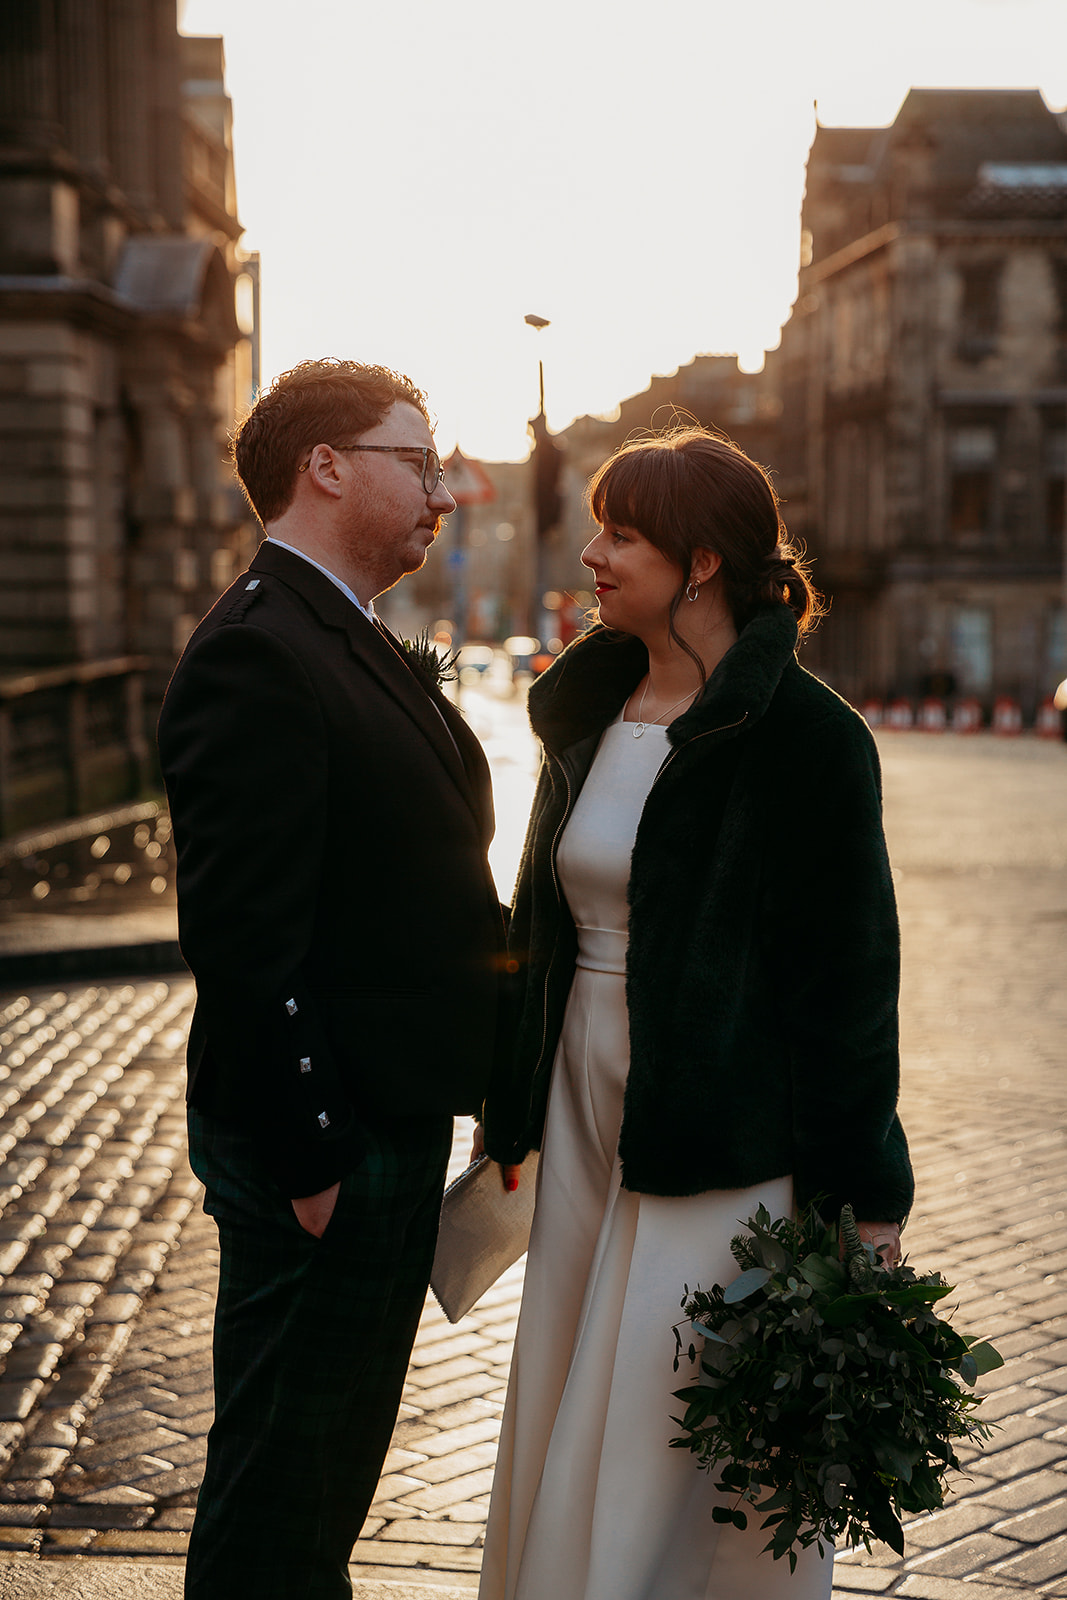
[530,410,562,536]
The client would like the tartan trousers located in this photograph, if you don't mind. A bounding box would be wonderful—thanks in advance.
[185,1104,453,1600]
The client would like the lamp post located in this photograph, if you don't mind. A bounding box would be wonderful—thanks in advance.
[524,314,562,643]
[524,312,550,415]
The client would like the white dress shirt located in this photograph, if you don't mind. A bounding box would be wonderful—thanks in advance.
[267,538,376,623]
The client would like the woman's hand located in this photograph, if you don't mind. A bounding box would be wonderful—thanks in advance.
[470,1122,522,1194]
[856,1220,902,1267]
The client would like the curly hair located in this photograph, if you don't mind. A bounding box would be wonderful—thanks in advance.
[232,358,431,525]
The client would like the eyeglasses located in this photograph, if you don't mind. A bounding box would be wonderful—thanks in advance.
[298,444,445,496]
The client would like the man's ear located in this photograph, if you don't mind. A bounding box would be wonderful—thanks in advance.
[303,445,345,499]
[690,548,723,586]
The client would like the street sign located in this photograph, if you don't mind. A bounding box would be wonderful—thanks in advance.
[444,448,496,505]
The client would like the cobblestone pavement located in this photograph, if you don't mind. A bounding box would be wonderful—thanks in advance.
[0,728,1062,1597]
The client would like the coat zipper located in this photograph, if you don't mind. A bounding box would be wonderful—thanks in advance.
[532,753,573,1085]
[649,710,749,790]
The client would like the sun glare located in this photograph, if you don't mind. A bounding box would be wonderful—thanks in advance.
[180,0,1067,461]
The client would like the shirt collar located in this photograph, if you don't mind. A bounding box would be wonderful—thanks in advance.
[266,537,375,623]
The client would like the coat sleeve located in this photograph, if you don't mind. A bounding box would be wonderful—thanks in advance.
[767,711,914,1225]
[481,756,555,1165]
[158,620,364,1196]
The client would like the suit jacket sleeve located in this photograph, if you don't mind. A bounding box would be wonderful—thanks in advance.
[159,619,364,1196]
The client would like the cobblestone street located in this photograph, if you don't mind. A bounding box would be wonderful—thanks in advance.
[0,725,1062,1598]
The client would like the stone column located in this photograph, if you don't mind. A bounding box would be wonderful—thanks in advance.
[150,0,183,230]
[0,1,60,150]
[55,0,107,178]
[122,351,198,703]
[104,0,155,216]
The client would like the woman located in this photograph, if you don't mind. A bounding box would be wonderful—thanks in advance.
[478,428,913,1600]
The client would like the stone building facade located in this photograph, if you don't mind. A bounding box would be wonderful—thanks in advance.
[0,3,255,831]
[548,90,1067,720]
[781,89,1067,713]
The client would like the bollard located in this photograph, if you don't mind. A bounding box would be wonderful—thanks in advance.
[918,697,947,732]
[992,696,1022,736]
[952,698,983,734]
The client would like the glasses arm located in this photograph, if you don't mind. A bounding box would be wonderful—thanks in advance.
[297,443,444,492]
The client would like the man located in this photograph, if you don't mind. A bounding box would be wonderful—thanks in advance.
[158,360,506,1599]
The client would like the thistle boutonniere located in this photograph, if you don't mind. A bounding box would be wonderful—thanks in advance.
[399,629,460,694]
[671,1203,1003,1568]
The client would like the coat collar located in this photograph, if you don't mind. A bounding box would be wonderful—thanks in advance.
[249,540,478,810]
[528,604,800,756]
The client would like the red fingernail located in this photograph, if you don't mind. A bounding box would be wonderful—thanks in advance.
[506,1176,518,1193]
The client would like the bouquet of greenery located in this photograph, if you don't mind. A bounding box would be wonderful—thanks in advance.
[671,1204,1003,1569]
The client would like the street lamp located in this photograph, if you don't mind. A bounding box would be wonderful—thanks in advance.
[524,314,562,642]
[525,313,550,417]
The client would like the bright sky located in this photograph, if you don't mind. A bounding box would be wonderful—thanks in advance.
[180,0,1067,462]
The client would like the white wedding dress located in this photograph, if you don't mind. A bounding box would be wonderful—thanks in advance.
[479,714,834,1600]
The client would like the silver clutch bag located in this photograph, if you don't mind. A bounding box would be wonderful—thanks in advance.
[430,1152,539,1323]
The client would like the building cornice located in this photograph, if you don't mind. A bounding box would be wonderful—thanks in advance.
[184,182,244,241]
[0,148,164,233]
[0,275,135,335]
[938,388,1067,407]
[888,554,1062,581]
[0,270,239,355]
[803,223,900,285]
[804,216,1067,287]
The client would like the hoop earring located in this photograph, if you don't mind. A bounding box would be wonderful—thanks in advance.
[685,580,700,602]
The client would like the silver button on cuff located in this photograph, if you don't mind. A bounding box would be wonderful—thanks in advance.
[299,1057,312,1073]
[317,1111,330,1129]
[285,998,298,1016]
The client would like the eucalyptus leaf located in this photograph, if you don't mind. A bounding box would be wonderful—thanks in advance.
[800,1252,846,1293]
[821,1292,881,1326]
[866,1496,906,1556]
[872,1439,918,1482]
[691,1318,728,1343]
[758,1237,793,1272]
[965,1340,1005,1376]
[881,1282,954,1307]
[723,1267,772,1303]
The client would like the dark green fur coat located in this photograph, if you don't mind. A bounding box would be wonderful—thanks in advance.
[483,604,914,1224]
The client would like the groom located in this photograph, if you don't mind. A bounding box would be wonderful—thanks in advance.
[158,360,506,1599]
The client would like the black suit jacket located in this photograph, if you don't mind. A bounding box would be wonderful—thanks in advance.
[157,541,506,1196]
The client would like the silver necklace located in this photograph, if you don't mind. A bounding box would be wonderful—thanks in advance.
[631,678,697,737]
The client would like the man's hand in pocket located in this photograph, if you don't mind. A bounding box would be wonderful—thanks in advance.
[292,1182,341,1238]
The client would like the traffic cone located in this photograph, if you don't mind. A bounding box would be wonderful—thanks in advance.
[951,698,983,734]
[918,697,947,732]
[992,696,1022,736]
[1035,698,1062,739]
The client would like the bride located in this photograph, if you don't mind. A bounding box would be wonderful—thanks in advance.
[477,428,913,1600]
